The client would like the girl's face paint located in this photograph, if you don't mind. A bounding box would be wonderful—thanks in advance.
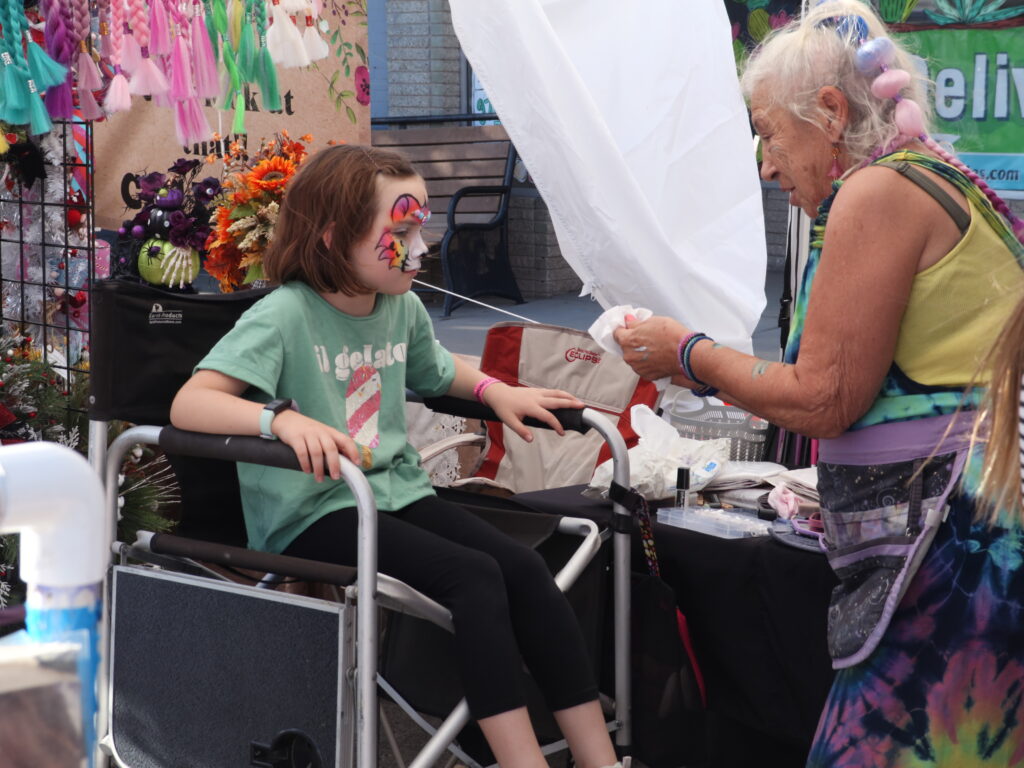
[376,193,431,272]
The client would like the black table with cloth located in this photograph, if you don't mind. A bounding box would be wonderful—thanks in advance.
[512,484,839,768]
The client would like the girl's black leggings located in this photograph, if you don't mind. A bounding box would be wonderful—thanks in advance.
[283,494,599,719]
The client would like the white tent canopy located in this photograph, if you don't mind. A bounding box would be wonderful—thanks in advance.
[449,0,767,355]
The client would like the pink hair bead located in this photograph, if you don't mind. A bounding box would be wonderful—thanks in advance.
[871,68,910,99]
[894,98,925,137]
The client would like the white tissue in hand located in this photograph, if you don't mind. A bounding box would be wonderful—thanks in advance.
[588,305,653,353]
[585,405,731,501]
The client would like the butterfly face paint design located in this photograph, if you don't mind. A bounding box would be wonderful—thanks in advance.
[376,194,431,272]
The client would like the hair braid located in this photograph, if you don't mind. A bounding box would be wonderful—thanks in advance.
[922,135,1024,244]
[129,0,150,49]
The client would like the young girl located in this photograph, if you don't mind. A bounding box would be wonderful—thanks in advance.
[170,145,620,768]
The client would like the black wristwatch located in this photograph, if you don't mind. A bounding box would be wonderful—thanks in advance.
[259,398,296,439]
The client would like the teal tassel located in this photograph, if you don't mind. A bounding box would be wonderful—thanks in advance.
[0,53,30,124]
[26,84,52,136]
[232,92,246,134]
[257,46,280,112]
[25,37,67,90]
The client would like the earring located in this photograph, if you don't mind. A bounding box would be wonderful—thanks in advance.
[828,144,843,180]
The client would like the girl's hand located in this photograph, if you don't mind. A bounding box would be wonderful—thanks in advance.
[613,314,691,382]
[482,383,584,442]
[271,410,363,482]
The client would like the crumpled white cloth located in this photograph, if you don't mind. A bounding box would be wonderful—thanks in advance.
[587,305,670,390]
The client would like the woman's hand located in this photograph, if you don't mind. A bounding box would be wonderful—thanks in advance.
[271,410,363,482]
[482,383,584,442]
[613,315,692,382]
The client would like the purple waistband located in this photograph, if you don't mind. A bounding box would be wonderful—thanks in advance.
[819,412,975,466]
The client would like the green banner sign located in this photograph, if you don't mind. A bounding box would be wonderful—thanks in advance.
[897,27,1024,191]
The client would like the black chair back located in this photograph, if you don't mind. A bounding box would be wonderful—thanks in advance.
[90,279,274,546]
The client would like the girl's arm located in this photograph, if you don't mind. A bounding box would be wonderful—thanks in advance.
[171,370,360,481]
[445,355,584,442]
[616,165,960,437]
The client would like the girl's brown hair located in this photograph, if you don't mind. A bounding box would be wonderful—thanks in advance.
[263,144,419,294]
[974,293,1024,524]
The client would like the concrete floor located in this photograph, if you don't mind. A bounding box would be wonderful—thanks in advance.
[422,267,786,362]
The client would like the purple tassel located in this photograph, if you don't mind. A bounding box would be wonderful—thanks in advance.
[45,72,76,119]
[78,85,105,120]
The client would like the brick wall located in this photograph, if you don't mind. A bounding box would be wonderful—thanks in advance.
[385,0,463,117]
[507,195,582,299]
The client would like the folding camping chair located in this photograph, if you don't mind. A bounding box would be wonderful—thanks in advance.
[86,279,635,768]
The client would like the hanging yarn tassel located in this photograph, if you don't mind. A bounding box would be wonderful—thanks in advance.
[43,0,77,118]
[129,49,171,95]
[128,0,171,95]
[78,84,105,119]
[301,8,327,61]
[121,26,142,72]
[25,33,68,90]
[168,34,195,100]
[238,10,256,81]
[0,52,30,123]
[173,99,191,145]
[26,80,53,135]
[104,66,132,111]
[265,0,309,68]
[256,42,280,111]
[231,90,246,133]
[100,21,113,59]
[149,0,173,57]
[191,5,220,99]
[76,42,105,91]
[187,94,212,141]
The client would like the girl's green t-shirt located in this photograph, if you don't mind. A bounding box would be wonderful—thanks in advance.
[196,282,456,553]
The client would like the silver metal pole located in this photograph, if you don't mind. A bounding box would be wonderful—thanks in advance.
[582,409,631,746]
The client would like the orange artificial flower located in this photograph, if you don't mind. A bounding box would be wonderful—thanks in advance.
[247,156,297,193]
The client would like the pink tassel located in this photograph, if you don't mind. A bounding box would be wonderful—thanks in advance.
[78,85,105,119]
[76,48,104,90]
[169,36,195,100]
[149,0,172,56]
[190,11,219,99]
[122,30,142,72]
[187,95,211,141]
[104,68,132,111]
[173,100,191,145]
[128,51,170,95]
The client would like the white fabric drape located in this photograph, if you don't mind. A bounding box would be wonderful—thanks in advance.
[449,0,767,354]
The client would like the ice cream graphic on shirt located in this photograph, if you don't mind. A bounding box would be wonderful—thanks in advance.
[346,365,381,466]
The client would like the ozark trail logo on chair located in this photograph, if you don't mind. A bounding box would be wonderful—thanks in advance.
[565,347,600,364]
[148,303,183,325]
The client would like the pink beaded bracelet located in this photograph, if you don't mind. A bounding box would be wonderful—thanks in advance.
[677,332,702,375]
[473,376,501,404]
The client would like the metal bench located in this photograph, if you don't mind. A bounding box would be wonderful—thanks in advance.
[373,124,525,316]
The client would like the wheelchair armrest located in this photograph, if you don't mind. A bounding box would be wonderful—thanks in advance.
[160,426,303,470]
[412,393,590,434]
[446,184,510,230]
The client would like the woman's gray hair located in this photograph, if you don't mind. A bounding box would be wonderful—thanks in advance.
[739,0,930,167]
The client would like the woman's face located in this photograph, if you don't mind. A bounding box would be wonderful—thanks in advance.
[349,174,431,296]
[750,88,836,217]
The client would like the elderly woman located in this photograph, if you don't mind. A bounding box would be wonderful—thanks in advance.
[614,1,1024,765]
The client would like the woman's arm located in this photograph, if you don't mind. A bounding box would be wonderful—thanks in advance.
[617,166,957,437]
[171,370,360,481]
[445,355,583,441]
